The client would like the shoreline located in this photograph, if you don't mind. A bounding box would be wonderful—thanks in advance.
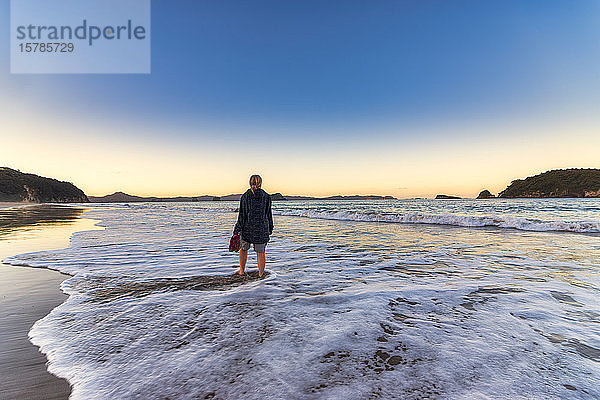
[0,204,101,400]
[0,263,72,400]
[0,201,37,209]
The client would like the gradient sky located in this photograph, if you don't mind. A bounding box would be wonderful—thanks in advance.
[1,0,599,198]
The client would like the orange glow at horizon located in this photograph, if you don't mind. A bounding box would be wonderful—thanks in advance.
[2,103,599,199]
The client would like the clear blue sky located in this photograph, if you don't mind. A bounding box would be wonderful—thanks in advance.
[1,0,599,197]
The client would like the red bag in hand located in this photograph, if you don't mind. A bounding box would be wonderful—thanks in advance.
[229,234,241,252]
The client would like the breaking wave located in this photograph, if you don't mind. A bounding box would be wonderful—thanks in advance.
[274,209,600,233]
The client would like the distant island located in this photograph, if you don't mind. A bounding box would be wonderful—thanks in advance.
[478,168,600,199]
[0,167,88,203]
[477,190,495,199]
[88,192,220,203]
[89,192,397,203]
[435,194,462,200]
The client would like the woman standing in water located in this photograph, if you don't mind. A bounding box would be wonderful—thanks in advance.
[233,175,273,277]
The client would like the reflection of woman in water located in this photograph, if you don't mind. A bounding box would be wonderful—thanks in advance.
[234,175,273,277]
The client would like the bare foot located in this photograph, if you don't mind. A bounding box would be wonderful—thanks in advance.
[237,270,245,276]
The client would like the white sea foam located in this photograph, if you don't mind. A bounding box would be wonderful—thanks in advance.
[273,209,600,233]
[4,200,600,399]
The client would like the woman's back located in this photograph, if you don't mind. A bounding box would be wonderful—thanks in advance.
[235,188,273,244]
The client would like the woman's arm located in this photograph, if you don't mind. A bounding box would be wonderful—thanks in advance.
[267,196,274,235]
[233,196,247,235]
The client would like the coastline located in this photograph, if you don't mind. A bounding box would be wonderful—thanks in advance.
[0,201,36,209]
[0,264,72,400]
[0,204,100,400]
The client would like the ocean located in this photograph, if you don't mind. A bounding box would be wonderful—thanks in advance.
[4,199,600,399]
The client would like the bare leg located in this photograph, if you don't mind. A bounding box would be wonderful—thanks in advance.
[257,252,266,277]
[238,249,248,275]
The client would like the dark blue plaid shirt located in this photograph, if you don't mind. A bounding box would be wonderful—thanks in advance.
[234,188,273,244]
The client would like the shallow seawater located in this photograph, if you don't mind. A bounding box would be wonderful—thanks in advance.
[4,200,600,399]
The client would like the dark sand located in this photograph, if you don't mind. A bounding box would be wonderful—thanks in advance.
[0,264,71,400]
[0,204,93,400]
[81,270,269,303]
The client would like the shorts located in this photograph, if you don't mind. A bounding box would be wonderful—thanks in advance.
[240,238,267,253]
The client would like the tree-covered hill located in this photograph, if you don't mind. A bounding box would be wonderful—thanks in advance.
[499,169,600,198]
[0,167,88,203]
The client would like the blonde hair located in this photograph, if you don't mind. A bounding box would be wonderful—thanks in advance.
[249,175,262,191]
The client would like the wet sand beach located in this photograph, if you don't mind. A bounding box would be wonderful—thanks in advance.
[0,264,71,400]
[0,204,95,400]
